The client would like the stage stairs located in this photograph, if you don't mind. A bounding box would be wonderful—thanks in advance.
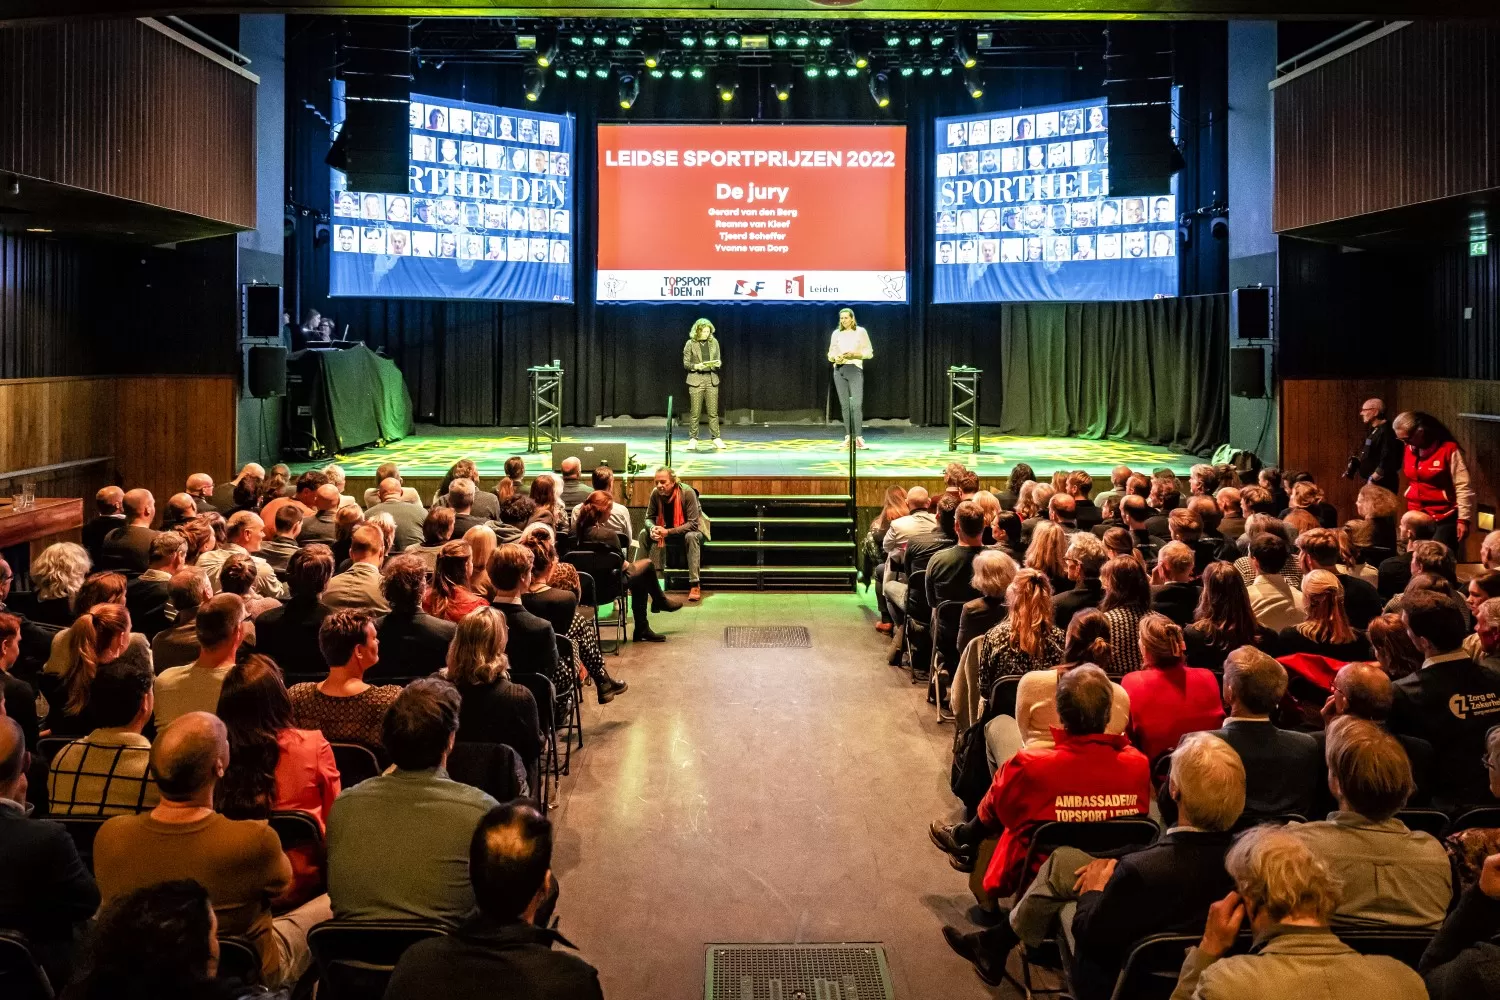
[678,494,857,591]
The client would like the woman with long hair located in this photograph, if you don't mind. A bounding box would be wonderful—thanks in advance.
[575,489,679,641]
[547,560,628,703]
[258,466,290,507]
[1367,612,1422,681]
[447,607,543,772]
[1258,465,1288,511]
[1284,480,1337,529]
[528,472,568,530]
[518,524,578,643]
[464,523,499,599]
[215,654,339,907]
[1121,612,1225,763]
[1394,409,1473,551]
[330,504,366,568]
[46,603,133,737]
[1466,569,1500,622]
[44,571,152,678]
[1025,520,1071,594]
[1013,481,1039,522]
[178,517,215,567]
[1183,561,1276,670]
[423,540,489,623]
[1100,526,1140,569]
[1098,555,1152,672]
[1354,483,1402,557]
[871,486,909,634]
[434,458,480,505]
[975,568,1065,696]
[1278,569,1372,660]
[999,462,1035,511]
[873,486,908,541]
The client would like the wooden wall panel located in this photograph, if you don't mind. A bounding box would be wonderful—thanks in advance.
[1273,22,1500,232]
[0,19,256,228]
[113,376,238,516]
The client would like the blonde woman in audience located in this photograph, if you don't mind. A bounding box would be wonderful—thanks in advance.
[1049,470,1069,494]
[1286,479,1336,529]
[1099,555,1152,672]
[1276,570,1372,660]
[423,540,489,623]
[44,573,152,681]
[1366,612,1423,681]
[1025,520,1071,595]
[1007,609,1129,756]
[1340,519,1382,586]
[1282,508,1319,538]
[331,503,365,566]
[957,549,1016,656]
[366,511,398,558]
[464,523,498,599]
[1014,481,1039,522]
[975,569,1064,696]
[1355,482,1402,554]
[25,541,91,626]
[446,606,543,770]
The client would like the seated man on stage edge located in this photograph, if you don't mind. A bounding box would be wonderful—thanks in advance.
[638,468,704,604]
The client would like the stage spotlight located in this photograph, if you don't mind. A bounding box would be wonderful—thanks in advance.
[817,31,834,48]
[963,66,984,98]
[849,43,870,69]
[568,33,586,47]
[648,66,664,79]
[702,31,718,48]
[689,64,706,79]
[593,62,610,79]
[552,64,569,79]
[842,65,859,78]
[643,44,664,68]
[680,32,697,47]
[907,32,923,47]
[617,72,640,109]
[724,31,742,48]
[590,32,608,47]
[804,63,822,79]
[899,64,915,77]
[868,70,891,108]
[939,64,954,76]
[772,30,789,48]
[795,31,811,48]
[771,65,793,101]
[1177,217,1193,248]
[615,30,633,47]
[523,68,546,102]
[1209,212,1229,240]
[669,66,686,79]
[716,64,739,101]
[919,62,935,77]
[930,33,945,47]
[953,29,978,69]
[535,31,558,68]
[884,29,902,47]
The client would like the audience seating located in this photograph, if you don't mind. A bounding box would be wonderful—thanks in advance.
[555,634,583,773]
[1452,806,1500,832]
[306,919,445,1000]
[564,549,627,650]
[47,816,105,874]
[988,674,1022,720]
[514,672,560,811]
[0,929,54,1000]
[32,737,71,765]
[1108,932,1252,1000]
[902,569,930,679]
[1336,928,1437,969]
[268,810,326,880]
[1395,807,1452,838]
[215,935,261,985]
[446,741,528,803]
[330,742,382,788]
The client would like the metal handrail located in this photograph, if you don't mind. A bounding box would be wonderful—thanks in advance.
[847,433,858,547]
[664,395,674,471]
[0,455,113,482]
[1275,21,1373,73]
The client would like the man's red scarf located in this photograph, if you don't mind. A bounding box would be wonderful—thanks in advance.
[662,485,684,529]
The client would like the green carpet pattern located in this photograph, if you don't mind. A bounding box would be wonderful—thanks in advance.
[291,425,1201,479]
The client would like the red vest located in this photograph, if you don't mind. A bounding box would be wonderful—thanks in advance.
[1403,439,1459,521]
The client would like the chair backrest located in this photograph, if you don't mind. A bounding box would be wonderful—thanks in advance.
[307,920,445,1000]
[933,600,964,669]
[447,740,526,803]
[986,674,1022,720]
[48,816,107,872]
[0,930,54,1000]
[905,570,929,620]
[555,634,576,672]
[216,935,262,985]
[269,810,325,857]
[1111,932,1251,1000]
[574,570,597,609]
[1395,808,1452,838]
[1451,806,1500,833]
[564,549,623,604]
[514,673,557,736]
[1022,817,1161,888]
[330,742,382,787]
[1336,928,1437,970]
[34,736,73,764]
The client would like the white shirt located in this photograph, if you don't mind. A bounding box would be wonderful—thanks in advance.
[196,543,288,600]
[570,500,632,540]
[1246,573,1307,631]
[827,326,874,369]
[883,510,937,557]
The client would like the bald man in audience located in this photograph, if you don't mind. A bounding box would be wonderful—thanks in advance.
[93,712,329,986]
[883,486,935,558]
[1314,662,1435,807]
[363,462,422,508]
[82,486,126,563]
[362,477,427,553]
[261,469,328,536]
[1048,493,1078,533]
[1378,510,1437,599]
[298,484,342,546]
[99,488,159,574]
[557,456,594,509]
[184,472,216,513]
[320,525,391,612]
[162,492,199,531]
[195,510,288,599]
[153,594,246,727]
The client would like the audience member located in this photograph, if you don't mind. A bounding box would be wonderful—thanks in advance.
[125,530,184,638]
[519,526,580,638]
[444,478,488,537]
[926,500,987,604]
[424,540,490,624]
[1170,825,1426,999]
[493,495,535,545]
[1246,532,1306,630]
[0,613,37,750]
[545,560,628,703]
[1379,510,1436,599]
[1420,851,1500,1000]
[640,467,704,602]
[298,483,342,546]
[327,678,500,927]
[998,463,1035,511]
[163,492,200,532]
[1202,647,1321,822]
[329,503,366,566]
[98,488,159,575]
[432,460,501,520]
[288,609,402,750]
[1298,527,1382,628]
[1441,724,1500,895]
[47,602,143,738]
[955,549,1015,656]
[1367,611,1424,681]
[942,731,1242,996]
[151,568,212,671]
[491,543,570,671]
[1216,487,1245,542]
[254,545,335,678]
[48,658,158,815]
[407,506,455,573]
[1275,569,1373,662]
[154,594,246,729]
[1122,613,1225,763]
[1467,569,1500,622]
[1053,531,1107,629]
[975,569,1065,696]
[1389,589,1500,807]
[1025,519,1072,596]
[570,465,632,542]
[372,553,458,680]
[1150,541,1201,626]
[1315,662,1434,807]
[196,511,287,599]
[384,801,603,1000]
[466,523,500,597]
[44,571,151,679]
[93,712,329,986]
[25,541,91,626]
[81,486,126,563]
[1466,596,1500,672]
[555,455,592,509]
[448,607,543,771]
[217,553,279,624]
[0,715,99,987]
[1099,555,1151,673]
[320,524,391,612]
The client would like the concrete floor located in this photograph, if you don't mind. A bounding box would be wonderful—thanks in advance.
[548,588,1022,1000]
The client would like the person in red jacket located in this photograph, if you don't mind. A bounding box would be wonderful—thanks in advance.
[1394,411,1473,553]
[930,664,1152,901]
[1122,613,1225,764]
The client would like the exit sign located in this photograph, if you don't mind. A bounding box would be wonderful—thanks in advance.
[1472,239,1489,257]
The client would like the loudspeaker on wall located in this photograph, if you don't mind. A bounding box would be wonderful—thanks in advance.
[1230,346,1266,399]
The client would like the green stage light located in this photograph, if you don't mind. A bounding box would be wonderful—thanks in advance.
[795,31,811,48]
[930,34,945,46]
[702,32,719,48]
[939,64,954,76]
[843,65,859,78]
[568,34,585,47]
[591,33,608,47]
[648,67,664,79]
[669,66,685,78]
[919,62,935,76]
[884,31,902,47]
[817,32,834,48]
[907,33,923,47]
[805,64,821,78]
[689,64,705,79]
[681,33,696,47]
[724,32,741,48]
[899,65,915,77]
[592,63,610,79]
[772,30,789,48]
[615,31,633,47]
[552,65,569,78]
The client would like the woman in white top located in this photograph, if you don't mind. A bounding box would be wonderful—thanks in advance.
[826,307,874,449]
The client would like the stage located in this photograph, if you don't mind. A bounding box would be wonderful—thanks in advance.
[290,423,1202,494]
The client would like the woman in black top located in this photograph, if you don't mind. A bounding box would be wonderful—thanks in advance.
[956,550,1015,656]
[1183,561,1278,671]
[1278,569,1373,661]
[448,607,543,771]
[517,527,578,636]
[575,490,679,641]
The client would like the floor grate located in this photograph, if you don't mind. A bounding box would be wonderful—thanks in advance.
[724,626,812,648]
[705,943,894,1000]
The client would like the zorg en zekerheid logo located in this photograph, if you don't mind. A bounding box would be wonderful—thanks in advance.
[660,276,712,298]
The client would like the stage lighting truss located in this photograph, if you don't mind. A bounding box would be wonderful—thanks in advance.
[522,67,546,102]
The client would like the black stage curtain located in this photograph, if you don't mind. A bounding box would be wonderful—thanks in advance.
[285,19,1229,447]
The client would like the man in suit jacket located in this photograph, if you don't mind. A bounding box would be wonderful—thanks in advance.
[1171,826,1427,1000]
[298,484,342,547]
[1313,662,1435,807]
[1297,528,1382,629]
[1195,646,1321,823]
[126,531,186,640]
[99,488,159,575]
[1150,541,1201,626]
[1066,472,1103,534]
[255,547,334,680]
[0,716,100,986]
[1389,590,1500,809]
[489,543,562,671]
[1377,510,1438,599]
[1054,533,1107,629]
[82,486,127,564]
[371,555,457,681]
[320,526,391,613]
[942,731,1243,996]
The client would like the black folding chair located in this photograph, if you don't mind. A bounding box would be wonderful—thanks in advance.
[48,816,106,873]
[933,600,965,676]
[447,741,529,803]
[902,569,930,679]
[1451,806,1500,832]
[216,935,262,985]
[554,634,583,773]
[1336,928,1437,970]
[987,674,1022,720]
[565,550,627,651]
[0,930,54,1000]
[33,736,72,764]
[1396,807,1452,838]
[514,672,560,812]
[268,810,326,892]
[1107,932,1252,1000]
[307,920,446,1000]
[329,742,382,787]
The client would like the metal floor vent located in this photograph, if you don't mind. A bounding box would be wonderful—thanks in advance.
[724,626,812,648]
[705,943,894,1000]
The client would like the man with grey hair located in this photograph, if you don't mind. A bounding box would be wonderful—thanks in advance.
[1188,463,1218,498]
[322,463,358,509]
[93,712,330,987]
[1172,826,1426,999]
[1466,596,1500,672]
[1347,397,1403,488]
[943,731,1244,994]
[365,476,428,552]
[1203,646,1321,823]
[363,462,423,507]
[195,510,287,599]
[1054,531,1107,628]
[1315,661,1435,804]
[446,477,488,537]
[557,456,593,509]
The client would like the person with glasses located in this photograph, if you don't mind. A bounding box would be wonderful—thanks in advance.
[1346,398,1404,488]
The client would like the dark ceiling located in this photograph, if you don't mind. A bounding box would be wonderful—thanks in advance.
[0,175,247,245]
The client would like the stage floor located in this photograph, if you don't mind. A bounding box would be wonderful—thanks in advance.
[292,424,1201,479]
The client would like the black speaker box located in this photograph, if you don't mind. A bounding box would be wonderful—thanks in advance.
[241,284,282,340]
[1104,104,1184,197]
[246,346,288,399]
[1230,346,1266,399]
[1231,287,1272,341]
[328,100,410,194]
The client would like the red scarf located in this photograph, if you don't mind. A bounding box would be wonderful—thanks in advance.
[662,485,684,529]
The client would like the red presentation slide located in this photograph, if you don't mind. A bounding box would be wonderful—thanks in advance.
[596,124,907,302]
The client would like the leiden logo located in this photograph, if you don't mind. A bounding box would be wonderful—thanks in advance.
[660,276,711,298]
[733,280,764,297]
